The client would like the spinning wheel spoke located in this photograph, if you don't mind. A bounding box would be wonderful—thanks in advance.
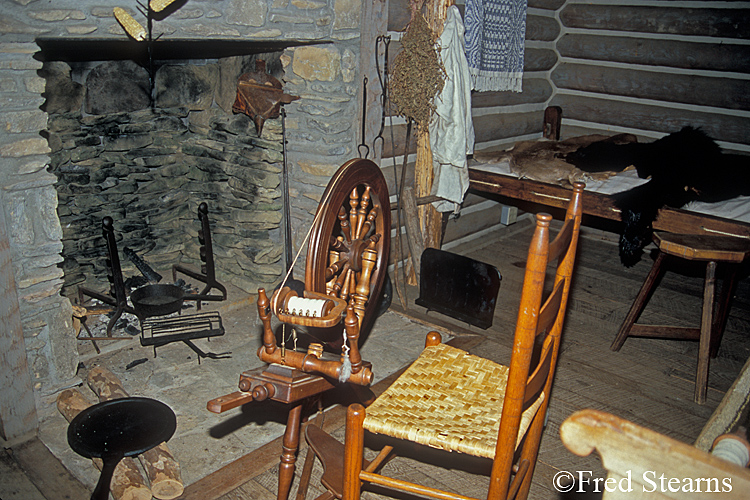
[355,186,371,239]
[338,206,351,243]
[325,257,349,281]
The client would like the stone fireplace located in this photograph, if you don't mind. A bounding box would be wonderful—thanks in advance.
[43,52,287,297]
[0,0,381,429]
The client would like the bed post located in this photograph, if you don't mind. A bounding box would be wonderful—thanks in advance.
[543,106,562,141]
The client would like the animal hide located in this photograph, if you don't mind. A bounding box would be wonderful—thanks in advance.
[474,133,637,186]
[566,127,750,266]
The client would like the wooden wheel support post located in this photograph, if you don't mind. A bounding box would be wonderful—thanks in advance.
[414,0,454,256]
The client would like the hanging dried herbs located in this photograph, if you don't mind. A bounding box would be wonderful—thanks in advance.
[389,11,444,129]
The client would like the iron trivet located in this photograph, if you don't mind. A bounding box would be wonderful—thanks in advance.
[140,311,229,362]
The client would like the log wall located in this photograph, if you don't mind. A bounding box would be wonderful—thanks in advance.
[381,0,749,261]
[552,1,750,151]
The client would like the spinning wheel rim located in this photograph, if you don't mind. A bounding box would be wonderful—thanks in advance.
[305,158,391,336]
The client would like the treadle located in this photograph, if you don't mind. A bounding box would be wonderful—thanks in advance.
[140,311,224,347]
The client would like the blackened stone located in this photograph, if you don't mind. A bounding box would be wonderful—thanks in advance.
[226,165,279,188]
[140,155,178,168]
[155,64,218,111]
[157,164,189,177]
[81,112,131,127]
[90,165,131,183]
[154,115,188,132]
[41,62,85,114]
[85,61,150,115]
[70,147,100,162]
[182,143,229,161]
[104,134,154,152]
[101,179,137,194]
[124,146,176,158]
[130,107,189,122]
[120,122,156,134]
[213,113,253,135]
[207,129,231,143]
[74,136,102,147]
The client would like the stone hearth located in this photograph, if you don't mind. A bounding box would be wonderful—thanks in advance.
[0,0,379,433]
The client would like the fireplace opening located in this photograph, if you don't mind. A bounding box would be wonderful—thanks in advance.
[40,43,292,302]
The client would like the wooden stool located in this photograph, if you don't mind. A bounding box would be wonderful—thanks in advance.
[611,232,750,404]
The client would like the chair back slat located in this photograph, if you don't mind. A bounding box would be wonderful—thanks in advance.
[548,218,574,264]
[535,280,563,338]
[524,335,554,407]
[489,182,584,500]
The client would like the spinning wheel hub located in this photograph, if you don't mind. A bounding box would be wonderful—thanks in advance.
[345,238,369,273]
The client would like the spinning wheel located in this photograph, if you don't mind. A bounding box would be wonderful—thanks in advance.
[207,158,390,500]
[305,158,391,336]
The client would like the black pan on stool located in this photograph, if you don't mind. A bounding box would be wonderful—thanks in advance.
[67,397,176,500]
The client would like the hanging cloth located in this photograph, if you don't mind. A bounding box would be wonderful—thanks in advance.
[465,0,527,92]
[429,5,476,214]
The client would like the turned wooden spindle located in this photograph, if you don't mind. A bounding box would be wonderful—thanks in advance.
[356,186,372,238]
[257,341,372,385]
[360,205,378,240]
[352,244,378,324]
[349,187,359,239]
[344,305,363,375]
[258,288,276,355]
[325,256,347,281]
[338,206,351,244]
[278,403,304,500]
[331,236,347,252]
[332,265,350,297]
[341,269,354,301]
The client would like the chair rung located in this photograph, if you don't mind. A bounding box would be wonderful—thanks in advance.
[630,324,701,340]
[360,471,480,500]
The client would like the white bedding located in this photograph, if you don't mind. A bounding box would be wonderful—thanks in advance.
[470,160,750,224]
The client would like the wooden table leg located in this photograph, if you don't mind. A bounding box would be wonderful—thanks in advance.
[611,251,666,351]
[278,402,304,500]
[696,260,717,405]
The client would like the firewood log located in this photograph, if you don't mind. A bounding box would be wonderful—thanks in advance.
[87,366,184,500]
[56,389,152,500]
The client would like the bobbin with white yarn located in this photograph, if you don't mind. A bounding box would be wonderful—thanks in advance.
[286,296,329,318]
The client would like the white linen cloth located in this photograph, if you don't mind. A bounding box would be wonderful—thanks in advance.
[429,5,476,213]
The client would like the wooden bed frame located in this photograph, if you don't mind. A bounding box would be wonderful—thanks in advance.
[468,108,750,240]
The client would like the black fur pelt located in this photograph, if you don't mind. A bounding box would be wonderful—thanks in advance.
[565,127,750,266]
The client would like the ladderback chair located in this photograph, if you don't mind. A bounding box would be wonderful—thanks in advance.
[341,182,584,500]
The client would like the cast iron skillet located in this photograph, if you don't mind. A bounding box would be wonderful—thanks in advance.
[129,283,184,319]
[67,397,176,500]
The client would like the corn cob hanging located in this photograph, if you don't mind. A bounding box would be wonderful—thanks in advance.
[113,7,147,41]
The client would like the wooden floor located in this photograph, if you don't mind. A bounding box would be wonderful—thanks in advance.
[198,215,750,500]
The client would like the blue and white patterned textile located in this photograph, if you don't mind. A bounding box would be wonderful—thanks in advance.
[465,0,527,92]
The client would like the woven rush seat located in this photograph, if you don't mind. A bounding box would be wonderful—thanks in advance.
[364,343,544,458]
